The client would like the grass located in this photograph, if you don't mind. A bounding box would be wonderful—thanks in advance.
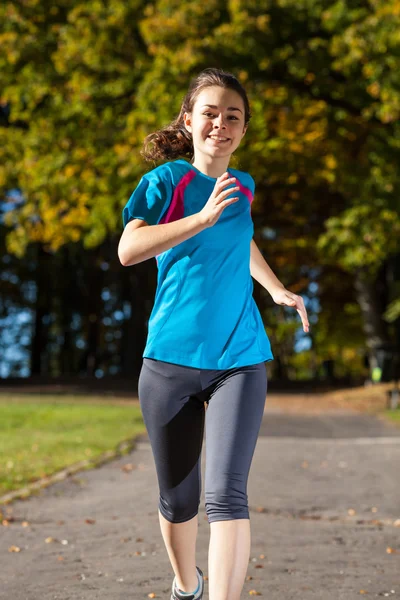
[0,394,146,496]
[385,409,400,423]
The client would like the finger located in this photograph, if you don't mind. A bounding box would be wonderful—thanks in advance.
[220,197,239,208]
[216,172,230,184]
[215,177,237,193]
[216,186,240,203]
[296,307,310,331]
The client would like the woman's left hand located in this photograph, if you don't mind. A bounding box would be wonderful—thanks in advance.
[271,287,310,333]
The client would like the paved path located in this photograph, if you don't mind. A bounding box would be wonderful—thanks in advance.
[1,407,399,600]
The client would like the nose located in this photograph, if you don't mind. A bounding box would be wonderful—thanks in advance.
[213,113,227,129]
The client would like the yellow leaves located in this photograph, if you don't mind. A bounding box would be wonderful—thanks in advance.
[304,72,315,84]
[324,155,337,170]
[258,58,270,70]
[64,165,78,178]
[367,82,380,98]
[8,545,21,552]
[288,142,303,153]
[114,143,132,159]
[303,130,324,143]
[256,14,270,32]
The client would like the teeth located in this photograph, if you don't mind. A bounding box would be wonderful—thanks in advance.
[209,136,228,140]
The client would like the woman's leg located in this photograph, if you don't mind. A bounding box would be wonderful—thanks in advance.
[138,358,205,592]
[159,512,199,592]
[208,519,251,600]
[203,363,268,600]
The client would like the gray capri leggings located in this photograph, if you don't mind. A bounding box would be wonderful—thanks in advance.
[138,357,268,524]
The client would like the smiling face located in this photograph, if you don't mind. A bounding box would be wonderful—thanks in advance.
[183,86,247,166]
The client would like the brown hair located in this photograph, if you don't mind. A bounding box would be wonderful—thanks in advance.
[141,68,251,162]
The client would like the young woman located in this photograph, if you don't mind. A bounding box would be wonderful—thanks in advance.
[118,68,309,600]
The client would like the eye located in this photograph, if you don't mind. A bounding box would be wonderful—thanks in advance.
[203,112,215,117]
[228,116,239,120]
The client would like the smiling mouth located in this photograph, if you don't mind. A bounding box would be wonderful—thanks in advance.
[207,135,230,142]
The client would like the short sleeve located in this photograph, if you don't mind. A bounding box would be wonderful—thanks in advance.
[122,164,173,228]
[247,174,255,195]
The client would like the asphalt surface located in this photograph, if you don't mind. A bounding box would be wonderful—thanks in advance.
[1,406,399,600]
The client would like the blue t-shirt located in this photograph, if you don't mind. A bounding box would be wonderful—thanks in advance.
[122,158,274,369]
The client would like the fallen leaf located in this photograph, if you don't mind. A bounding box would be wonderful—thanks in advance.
[359,590,368,594]
[134,551,141,556]
[246,576,253,581]
[348,509,356,516]
[394,519,400,527]
[45,537,55,543]
[85,519,96,525]
[57,556,64,561]
[301,461,309,468]
[148,594,156,598]
[386,547,397,554]
[249,590,261,596]
[371,507,378,513]
[259,554,265,559]
[122,463,136,472]
[21,521,29,527]
[136,537,144,542]
[2,520,10,526]
[255,507,265,513]
[255,564,264,569]
[57,520,65,525]
[8,546,21,553]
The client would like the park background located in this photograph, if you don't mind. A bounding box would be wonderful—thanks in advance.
[1,0,400,497]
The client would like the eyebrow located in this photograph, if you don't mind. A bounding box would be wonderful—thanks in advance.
[201,104,243,113]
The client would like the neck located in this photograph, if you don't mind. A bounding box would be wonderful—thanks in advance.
[191,154,231,178]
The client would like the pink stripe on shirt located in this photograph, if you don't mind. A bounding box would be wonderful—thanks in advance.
[235,177,253,204]
[159,170,196,224]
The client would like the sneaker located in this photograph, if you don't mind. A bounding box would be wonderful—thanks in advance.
[170,566,204,600]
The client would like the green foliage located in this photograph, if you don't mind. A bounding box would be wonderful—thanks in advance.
[317,203,400,275]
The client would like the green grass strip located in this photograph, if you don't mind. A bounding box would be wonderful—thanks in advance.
[0,395,146,495]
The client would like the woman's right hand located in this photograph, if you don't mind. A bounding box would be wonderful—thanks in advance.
[197,172,240,228]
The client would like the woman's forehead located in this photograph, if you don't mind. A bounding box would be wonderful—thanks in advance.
[193,86,245,111]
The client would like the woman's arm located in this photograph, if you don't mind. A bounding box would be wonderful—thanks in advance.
[250,238,285,296]
[250,239,310,333]
[118,215,206,266]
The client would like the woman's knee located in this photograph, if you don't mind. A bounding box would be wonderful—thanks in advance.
[159,493,200,523]
[205,486,249,523]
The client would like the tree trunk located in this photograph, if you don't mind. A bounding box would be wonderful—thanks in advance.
[354,266,392,375]
[30,244,52,375]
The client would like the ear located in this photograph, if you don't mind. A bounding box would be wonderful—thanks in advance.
[183,112,192,133]
[241,125,248,138]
